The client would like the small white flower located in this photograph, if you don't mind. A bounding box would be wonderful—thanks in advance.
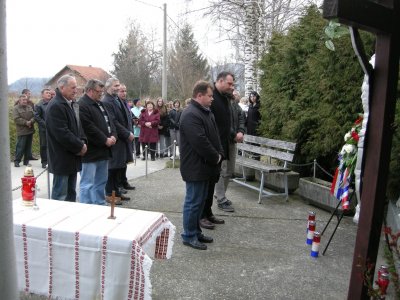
[344,132,352,141]
[342,144,356,154]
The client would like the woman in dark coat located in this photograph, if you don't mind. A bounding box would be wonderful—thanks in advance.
[139,101,160,160]
[246,91,261,136]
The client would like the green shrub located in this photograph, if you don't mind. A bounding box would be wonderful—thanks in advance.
[259,5,400,197]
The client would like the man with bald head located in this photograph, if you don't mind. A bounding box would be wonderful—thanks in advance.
[46,74,87,201]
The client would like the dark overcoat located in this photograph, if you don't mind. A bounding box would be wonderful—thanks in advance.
[45,89,85,175]
[101,93,133,169]
[210,87,232,158]
[34,99,50,133]
[246,102,261,136]
[78,94,117,163]
[179,100,223,182]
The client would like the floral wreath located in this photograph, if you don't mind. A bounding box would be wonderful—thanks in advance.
[330,114,363,210]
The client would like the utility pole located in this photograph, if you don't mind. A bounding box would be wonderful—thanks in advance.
[0,0,19,298]
[162,3,167,101]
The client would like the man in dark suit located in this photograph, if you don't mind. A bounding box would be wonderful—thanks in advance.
[101,78,134,203]
[117,84,136,193]
[34,88,52,168]
[46,75,87,201]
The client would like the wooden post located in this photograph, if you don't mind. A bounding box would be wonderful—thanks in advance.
[108,190,116,220]
[322,0,400,298]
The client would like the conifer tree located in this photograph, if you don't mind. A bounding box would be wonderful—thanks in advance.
[259,6,376,176]
[168,23,210,100]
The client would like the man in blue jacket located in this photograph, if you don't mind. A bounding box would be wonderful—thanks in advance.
[180,80,223,250]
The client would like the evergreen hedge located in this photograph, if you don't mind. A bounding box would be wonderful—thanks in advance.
[259,5,400,197]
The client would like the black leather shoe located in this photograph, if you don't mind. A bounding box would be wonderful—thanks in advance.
[23,161,29,166]
[14,162,20,167]
[198,234,213,243]
[42,163,47,169]
[199,218,215,230]
[208,215,225,224]
[123,184,136,190]
[120,188,128,194]
[120,195,131,201]
[182,240,207,250]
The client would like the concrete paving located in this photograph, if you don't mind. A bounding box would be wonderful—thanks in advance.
[14,159,394,299]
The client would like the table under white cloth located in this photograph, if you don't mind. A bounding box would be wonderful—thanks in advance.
[13,198,175,300]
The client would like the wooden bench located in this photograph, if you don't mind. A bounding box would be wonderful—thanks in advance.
[233,135,297,204]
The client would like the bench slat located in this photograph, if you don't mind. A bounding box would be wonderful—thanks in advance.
[236,156,290,173]
[243,135,296,151]
[237,143,294,162]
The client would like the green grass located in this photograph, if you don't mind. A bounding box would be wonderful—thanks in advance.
[165,159,180,169]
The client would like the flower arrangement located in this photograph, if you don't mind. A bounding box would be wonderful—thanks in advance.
[339,114,363,177]
[330,114,363,210]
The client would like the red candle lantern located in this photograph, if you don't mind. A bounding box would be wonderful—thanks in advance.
[21,167,36,206]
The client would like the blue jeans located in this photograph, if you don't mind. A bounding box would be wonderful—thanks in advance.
[181,180,209,242]
[52,173,77,201]
[79,160,108,205]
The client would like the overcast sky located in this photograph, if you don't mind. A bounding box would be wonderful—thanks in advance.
[6,0,231,84]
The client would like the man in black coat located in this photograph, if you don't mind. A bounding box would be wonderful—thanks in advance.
[180,80,223,250]
[78,79,117,205]
[46,75,87,201]
[199,71,241,231]
[101,78,134,203]
[117,84,136,193]
[34,88,52,168]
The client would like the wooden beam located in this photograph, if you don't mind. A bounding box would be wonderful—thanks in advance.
[323,0,394,33]
[347,33,400,298]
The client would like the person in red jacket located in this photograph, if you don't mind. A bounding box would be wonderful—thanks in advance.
[139,101,160,161]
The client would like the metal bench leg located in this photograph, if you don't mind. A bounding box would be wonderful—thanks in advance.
[284,173,289,202]
[258,171,264,204]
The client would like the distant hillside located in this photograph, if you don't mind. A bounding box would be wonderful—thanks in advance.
[8,77,50,96]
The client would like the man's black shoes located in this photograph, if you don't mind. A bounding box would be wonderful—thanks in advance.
[198,234,213,243]
[120,195,130,201]
[182,239,207,250]
[208,215,225,224]
[199,218,215,229]
[123,184,136,190]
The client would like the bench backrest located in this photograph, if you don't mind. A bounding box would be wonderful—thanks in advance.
[237,135,297,162]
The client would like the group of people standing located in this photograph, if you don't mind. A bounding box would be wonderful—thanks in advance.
[179,71,261,250]
[11,75,192,206]
[12,71,261,251]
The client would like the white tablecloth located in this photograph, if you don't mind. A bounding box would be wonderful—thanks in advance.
[13,198,175,300]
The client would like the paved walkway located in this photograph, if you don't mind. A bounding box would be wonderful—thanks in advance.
[15,159,394,299]
[11,157,167,200]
